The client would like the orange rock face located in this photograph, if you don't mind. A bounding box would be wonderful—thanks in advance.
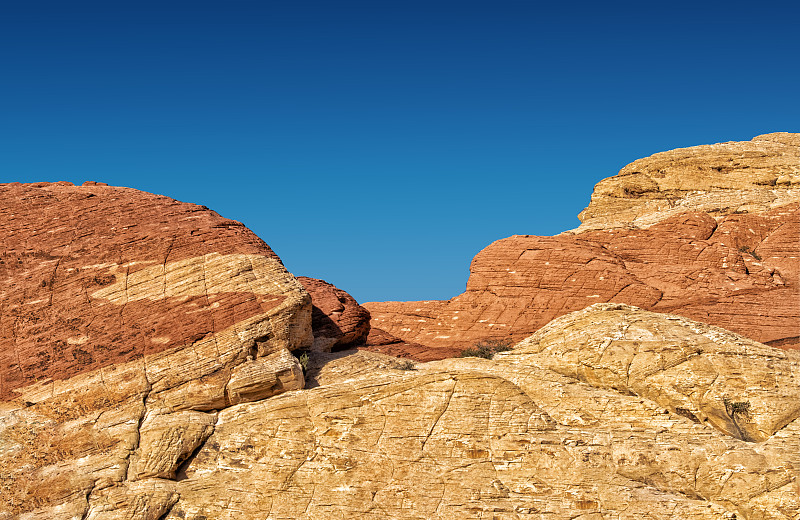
[0,182,310,401]
[365,133,800,357]
[295,276,460,360]
[296,276,371,351]
[363,326,462,361]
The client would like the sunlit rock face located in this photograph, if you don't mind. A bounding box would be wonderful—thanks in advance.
[2,130,799,520]
[0,182,311,518]
[365,133,800,356]
[576,132,800,231]
[160,305,797,519]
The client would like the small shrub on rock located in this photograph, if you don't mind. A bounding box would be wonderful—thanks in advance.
[723,397,751,419]
[297,352,310,372]
[459,339,513,359]
[738,245,762,261]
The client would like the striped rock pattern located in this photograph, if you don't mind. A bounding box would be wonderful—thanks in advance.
[365,134,800,355]
[0,182,311,518]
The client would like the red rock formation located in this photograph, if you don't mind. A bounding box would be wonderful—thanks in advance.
[0,182,311,401]
[366,204,799,354]
[365,134,800,356]
[295,276,460,360]
[296,276,371,351]
[362,326,461,361]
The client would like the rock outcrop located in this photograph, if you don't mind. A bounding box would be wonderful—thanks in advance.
[151,306,800,518]
[364,326,462,361]
[296,276,461,360]
[0,182,311,518]
[365,134,800,355]
[576,132,800,231]
[296,277,371,351]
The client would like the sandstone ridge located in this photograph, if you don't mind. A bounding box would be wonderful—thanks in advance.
[576,132,800,232]
[366,133,800,354]
[2,130,799,519]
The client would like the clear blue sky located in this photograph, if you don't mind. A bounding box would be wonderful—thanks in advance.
[2,1,798,303]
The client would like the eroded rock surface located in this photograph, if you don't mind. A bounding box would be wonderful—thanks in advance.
[0,182,311,518]
[158,305,798,519]
[364,326,462,361]
[3,132,799,519]
[296,276,371,352]
[366,134,800,355]
[295,276,460,360]
[576,132,800,231]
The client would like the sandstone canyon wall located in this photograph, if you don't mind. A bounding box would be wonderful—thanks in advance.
[365,133,800,355]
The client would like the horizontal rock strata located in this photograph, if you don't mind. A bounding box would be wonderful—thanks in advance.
[365,134,800,355]
[0,182,311,518]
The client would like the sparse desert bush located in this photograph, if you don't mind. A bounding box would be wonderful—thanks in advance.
[458,339,513,359]
[738,245,762,261]
[297,352,310,371]
[396,360,416,370]
[723,397,751,419]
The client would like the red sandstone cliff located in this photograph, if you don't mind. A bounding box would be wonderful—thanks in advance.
[365,133,800,355]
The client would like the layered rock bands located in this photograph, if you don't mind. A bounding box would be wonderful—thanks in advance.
[0,182,312,517]
[2,132,799,520]
[366,133,800,354]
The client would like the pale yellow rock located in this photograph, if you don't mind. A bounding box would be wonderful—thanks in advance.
[157,307,797,519]
[86,479,179,520]
[304,348,418,388]
[575,132,800,232]
[128,410,217,480]
[166,364,791,519]
[226,348,304,404]
[504,303,800,442]
[4,301,798,519]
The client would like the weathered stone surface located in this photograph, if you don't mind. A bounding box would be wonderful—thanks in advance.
[4,130,799,519]
[366,205,799,353]
[303,348,418,388]
[364,326,462,361]
[159,306,798,519]
[296,276,371,352]
[365,134,800,355]
[0,182,311,518]
[294,277,457,360]
[576,132,800,232]
[506,303,800,443]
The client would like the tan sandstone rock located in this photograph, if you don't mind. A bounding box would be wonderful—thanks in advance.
[4,142,799,520]
[576,132,800,231]
[158,306,798,519]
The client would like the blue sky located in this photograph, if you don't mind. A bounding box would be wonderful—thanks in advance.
[2,1,798,302]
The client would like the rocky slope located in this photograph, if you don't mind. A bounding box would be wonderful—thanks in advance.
[297,276,462,361]
[0,182,312,518]
[366,133,800,354]
[80,306,800,518]
[576,132,800,231]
